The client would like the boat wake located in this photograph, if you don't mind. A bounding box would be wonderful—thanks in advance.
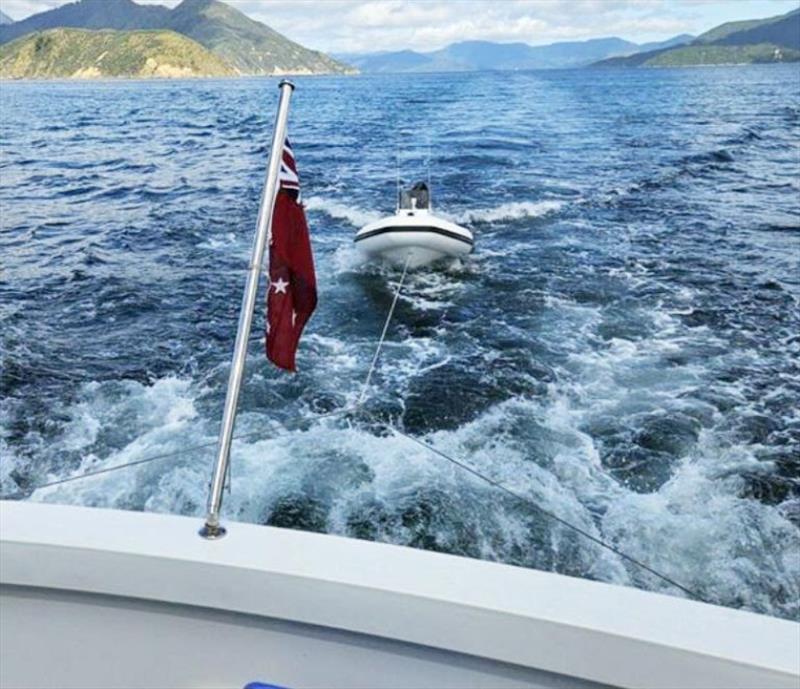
[20,349,799,619]
[2,67,799,622]
[304,196,381,228]
[456,200,566,225]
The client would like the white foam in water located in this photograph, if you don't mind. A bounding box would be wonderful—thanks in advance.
[381,335,451,394]
[457,200,565,224]
[533,295,800,616]
[21,350,800,619]
[10,234,797,621]
[330,242,366,274]
[197,232,237,250]
[305,195,563,228]
[305,333,361,374]
[0,439,22,497]
[602,451,800,613]
[304,195,382,228]
[31,377,205,508]
[400,270,464,311]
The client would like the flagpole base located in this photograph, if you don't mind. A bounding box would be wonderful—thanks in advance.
[199,522,227,540]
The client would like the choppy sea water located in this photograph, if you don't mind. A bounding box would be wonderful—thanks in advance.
[1,67,799,619]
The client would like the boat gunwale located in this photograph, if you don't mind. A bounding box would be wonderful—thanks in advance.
[1,501,798,689]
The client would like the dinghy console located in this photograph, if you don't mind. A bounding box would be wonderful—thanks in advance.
[398,182,431,213]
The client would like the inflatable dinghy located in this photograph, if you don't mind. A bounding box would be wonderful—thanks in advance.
[355,183,473,268]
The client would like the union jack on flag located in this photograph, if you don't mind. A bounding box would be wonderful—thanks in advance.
[278,139,300,194]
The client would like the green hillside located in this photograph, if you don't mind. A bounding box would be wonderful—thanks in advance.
[0,27,236,78]
[0,0,355,76]
[694,18,769,43]
[593,7,800,67]
[167,0,352,75]
[646,43,800,67]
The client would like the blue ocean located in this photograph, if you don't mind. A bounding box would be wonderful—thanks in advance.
[1,67,798,619]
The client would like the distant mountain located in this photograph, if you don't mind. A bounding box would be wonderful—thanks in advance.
[0,9,14,25]
[338,49,432,73]
[636,34,695,52]
[342,35,693,73]
[442,37,641,70]
[0,27,235,78]
[0,0,354,75]
[698,7,799,49]
[166,0,350,75]
[0,0,169,38]
[438,40,554,70]
[593,8,800,67]
[341,50,442,74]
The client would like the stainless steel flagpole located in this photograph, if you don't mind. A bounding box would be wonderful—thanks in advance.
[200,79,295,539]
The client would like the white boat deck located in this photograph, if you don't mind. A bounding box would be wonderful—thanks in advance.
[1,500,798,689]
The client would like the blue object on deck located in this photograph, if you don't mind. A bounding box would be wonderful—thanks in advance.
[244,683,287,689]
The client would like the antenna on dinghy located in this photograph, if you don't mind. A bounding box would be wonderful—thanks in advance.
[200,80,295,540]
[426,140,432,210]
[395,147,401,212]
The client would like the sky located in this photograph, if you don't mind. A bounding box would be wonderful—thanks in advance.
[1,0,798,53]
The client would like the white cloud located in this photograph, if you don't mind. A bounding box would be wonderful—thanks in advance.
[1,0,61,20]
[232,0,800,53]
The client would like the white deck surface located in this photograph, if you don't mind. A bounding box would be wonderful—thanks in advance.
[1,500,798,689]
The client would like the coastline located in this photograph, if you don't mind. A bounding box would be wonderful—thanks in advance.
[4,61,799,82]
[0,69,359,82]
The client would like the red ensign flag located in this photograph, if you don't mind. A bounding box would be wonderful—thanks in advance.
[266,138,317,371]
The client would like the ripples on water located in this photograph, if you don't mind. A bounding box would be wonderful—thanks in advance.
[1,68,799,619]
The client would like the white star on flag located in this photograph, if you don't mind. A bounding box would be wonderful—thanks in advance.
[272,277,289,294]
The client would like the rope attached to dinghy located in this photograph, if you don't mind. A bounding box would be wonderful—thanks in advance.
[357,254,411,406]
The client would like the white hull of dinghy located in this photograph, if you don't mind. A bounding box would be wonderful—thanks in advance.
[355,210,473,268]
